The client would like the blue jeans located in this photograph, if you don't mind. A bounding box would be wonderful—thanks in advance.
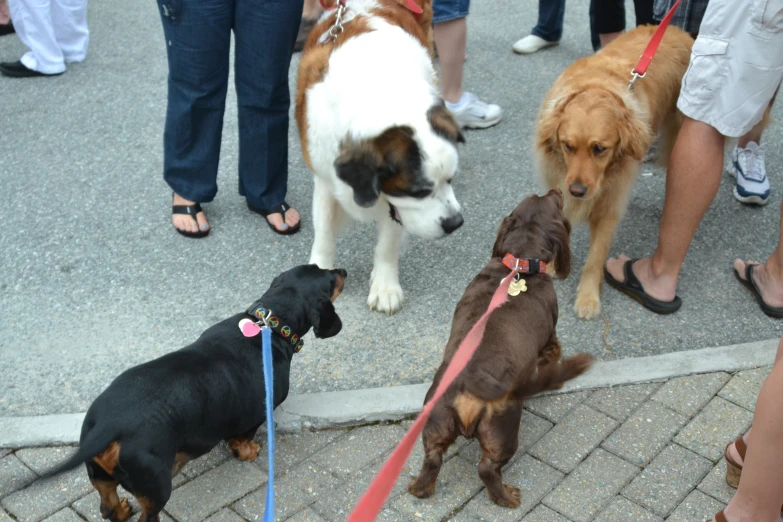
[432,0,469,24]
[531,0,566,42]
[156,0,303,209]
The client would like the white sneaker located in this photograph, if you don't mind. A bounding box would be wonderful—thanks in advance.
[729,142,770,205]
[512,34,558,54]
[446,93,502,129]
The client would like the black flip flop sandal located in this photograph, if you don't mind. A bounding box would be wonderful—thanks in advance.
[604,258,682,314]
[247,201,301,236]
[172,199,210,239]
[734,263,783,318]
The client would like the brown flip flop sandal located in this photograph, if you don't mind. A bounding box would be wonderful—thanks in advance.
[707,510,727,522]
[724,435,746,488]
[724,434,783,515]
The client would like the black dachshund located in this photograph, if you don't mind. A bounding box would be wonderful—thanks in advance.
[38,264,347,521]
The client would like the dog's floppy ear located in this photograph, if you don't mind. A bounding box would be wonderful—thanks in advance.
[550,218,572,280]
[618,111,651,162]
[428,102,465,144]
[491,215,515,258]
[308,299,343,338]
[536,91,579,155]
[336,126,424,207]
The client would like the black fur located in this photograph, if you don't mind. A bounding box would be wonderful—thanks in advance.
[37,264,346,520]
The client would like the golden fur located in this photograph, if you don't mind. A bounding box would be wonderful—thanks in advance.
[535,25,693,319]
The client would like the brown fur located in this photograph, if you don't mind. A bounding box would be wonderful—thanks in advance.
[334,126,434,206]
[91,479,132,522]
[535,25,694,320]
[171,452,191,477]
[227,438,262,461]
[93,441,121,475]
[408,190,593,507]
[295,0,433,169]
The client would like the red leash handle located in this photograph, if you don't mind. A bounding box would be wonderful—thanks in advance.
[346,269,518,522]
[632,0,681,77]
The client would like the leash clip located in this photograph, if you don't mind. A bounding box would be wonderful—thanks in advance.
[628,69,645,92]
[257,309,272,329]
[320,2,346,45]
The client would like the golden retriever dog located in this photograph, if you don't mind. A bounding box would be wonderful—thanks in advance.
[535,25,693,319]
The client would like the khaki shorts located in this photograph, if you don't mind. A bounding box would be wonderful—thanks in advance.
[677,0,783,137]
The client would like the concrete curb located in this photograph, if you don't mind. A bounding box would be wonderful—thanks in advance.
[1,338,777,448]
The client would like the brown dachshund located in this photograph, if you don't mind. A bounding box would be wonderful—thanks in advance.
[408,189,592,507]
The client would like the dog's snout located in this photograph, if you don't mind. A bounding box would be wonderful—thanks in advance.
[333,268,348,278]
[441,213,464,235]
[568,183,588,198]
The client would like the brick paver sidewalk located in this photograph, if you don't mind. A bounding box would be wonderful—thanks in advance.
[1,367,771,522]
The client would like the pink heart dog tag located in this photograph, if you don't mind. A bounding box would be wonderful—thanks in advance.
[239,319,261,337]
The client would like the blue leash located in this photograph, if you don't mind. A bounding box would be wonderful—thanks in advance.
[261,326,275,522]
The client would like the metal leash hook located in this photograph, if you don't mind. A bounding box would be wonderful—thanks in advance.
[628,70,645,92]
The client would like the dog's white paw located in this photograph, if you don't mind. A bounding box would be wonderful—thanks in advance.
[574,289,601,320]
[368,282,404,315]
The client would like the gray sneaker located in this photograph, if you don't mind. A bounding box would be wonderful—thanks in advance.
[447,92,502,129]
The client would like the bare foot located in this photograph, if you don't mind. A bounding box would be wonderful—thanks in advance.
[266,206,300,233]
[605,254,678,302]
[733,259,783,308]
[172,193,209,234]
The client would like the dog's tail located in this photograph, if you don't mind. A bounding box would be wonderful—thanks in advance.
[36,424,119,482]
[520,353,593,398]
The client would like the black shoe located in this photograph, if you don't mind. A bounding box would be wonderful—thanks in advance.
[0,21,14,36]
[0,60,64,78]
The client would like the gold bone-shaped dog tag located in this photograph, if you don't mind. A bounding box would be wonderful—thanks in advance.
[508,278,527,296]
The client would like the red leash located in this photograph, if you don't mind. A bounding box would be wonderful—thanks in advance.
[346,268,519,522]
[629,0,681,90]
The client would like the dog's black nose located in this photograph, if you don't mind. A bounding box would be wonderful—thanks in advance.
[334,268,348,278]
[441,213,464,235]
[569,183,588,198]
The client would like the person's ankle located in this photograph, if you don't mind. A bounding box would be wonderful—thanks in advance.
[763,256,783,282]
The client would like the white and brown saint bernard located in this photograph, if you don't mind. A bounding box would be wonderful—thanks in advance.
[296,0,465,314]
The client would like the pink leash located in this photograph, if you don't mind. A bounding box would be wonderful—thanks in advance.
[346,268,519,521]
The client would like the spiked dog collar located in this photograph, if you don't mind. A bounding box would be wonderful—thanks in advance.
[502,253,547,275]
[246,302,305,353]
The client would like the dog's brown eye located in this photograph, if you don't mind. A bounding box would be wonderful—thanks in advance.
[562,142,574,153]
[592,144,606,155]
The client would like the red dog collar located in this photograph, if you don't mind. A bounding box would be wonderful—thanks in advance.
[502,253,547,275]
[319,0,422,15]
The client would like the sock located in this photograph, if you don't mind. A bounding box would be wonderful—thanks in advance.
[446,92,470,111]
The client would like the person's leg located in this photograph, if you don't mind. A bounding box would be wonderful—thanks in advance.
[707,336,783,522]
[0,0,10,24]
[606,0,782,309]
[158,0,232,234]
[531,0,565,41]
[606,117,724,302]
[433,0,501,128]
[50,0,88,63]
[434,17,466,104]
[6,0,65,74]
[592,0,625,49]
[234,0,302,231]
[513,0,564,54]
[633,0,654,26]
